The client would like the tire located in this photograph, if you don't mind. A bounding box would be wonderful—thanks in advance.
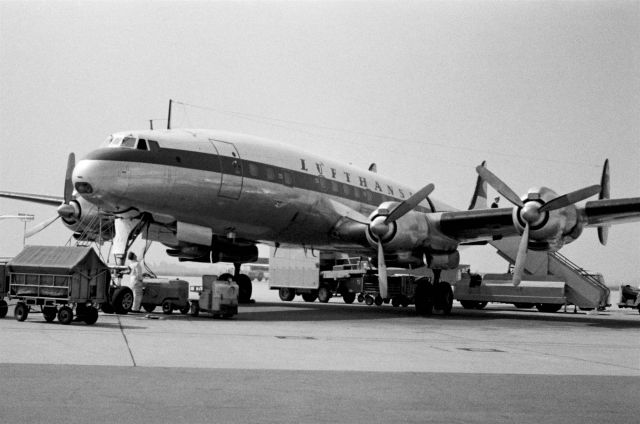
[536,303,562,313]
[374,296,383,306]
[179,304,190,314]
[318,286,332,303]
[460,300,478,309]
[112,287,133,314]
[57,306,74,325]
[433,281,453,315]
[278,287,296,302]
[101,302,114,314]
[342,292,356,304]
[513,303,535,309]
[162,300,173,314]
[414,278,434,316]
[142,303,156,313]
[0,299,8,318]
[357,294,364,303]
[43,307,57,323]
[301,293,317,302]
[83,307,99,325]
[14,303,29,322]
[235,274,253,304]
[476,301,488,310]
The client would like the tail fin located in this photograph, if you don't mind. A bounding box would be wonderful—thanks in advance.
[468,161,488,210]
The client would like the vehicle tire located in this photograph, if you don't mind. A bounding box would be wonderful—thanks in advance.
[112,287,133,314]
[0,299,8,318]
[513,303,535,309]
[536,303,562,313]
[434,282,454,315]
[57,306,74,325]
[476,301,488,309]
[83,307,99,325]
[14,303,29,322]
[414,278,434,316]
[342,292,356,304]
[162,300,173,314]
[278,287,296,302]
[374,295,383,306]
[179,304,190,314]
[142,303,156,313]
[364,295,374,306]
[318,286,331,303]
[235,274,253,304]
[301,293,317,302]
[101,302,114,314]
[43,307,57,322]
[357,294,364,303]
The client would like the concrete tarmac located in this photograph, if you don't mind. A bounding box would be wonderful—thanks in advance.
[1,283,639,423]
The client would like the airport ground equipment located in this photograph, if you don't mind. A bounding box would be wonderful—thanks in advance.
[190,275,238,318]
[454,273,566,313]
[0,259,8,318]
[139,278,190,314]
[617,285,640,314]
[5,245,109,324]
[269,248,367,304]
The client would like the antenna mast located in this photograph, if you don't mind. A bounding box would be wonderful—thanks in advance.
[167,99,173,130]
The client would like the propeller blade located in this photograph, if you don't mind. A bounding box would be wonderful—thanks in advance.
[597,159,610,246]
[539,184,600,213]
[598,226,609,246]
[25,215,60,238]
[64,152,75,204]
[385,183,435,224]
[377,241,388,299]
[512,223,529,286]
[475,166,523,207]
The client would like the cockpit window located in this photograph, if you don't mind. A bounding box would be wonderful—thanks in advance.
[137,139,148,150]
[147,140,160,152]
[122,136,137,148]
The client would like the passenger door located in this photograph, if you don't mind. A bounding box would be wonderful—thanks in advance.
[209,139,243,200]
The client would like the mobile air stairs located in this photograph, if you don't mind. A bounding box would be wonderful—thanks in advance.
[490,238,610,310]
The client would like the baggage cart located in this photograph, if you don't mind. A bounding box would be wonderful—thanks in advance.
[140,278,190,314]
[190,275,238,318]
[6,246,110,325]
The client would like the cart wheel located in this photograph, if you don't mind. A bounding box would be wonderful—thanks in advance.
[342,292,356,304]
[179,304,190,314]
[100,302,114,314]
[357,294,364,303]
[318,286,332,303]
[162,300,173,315]
[0,299,8,318]
[83,307,99,325]
[43,307,57,323]
[57,306,74,325]
[142,304,156,313]
[14,303,29,322]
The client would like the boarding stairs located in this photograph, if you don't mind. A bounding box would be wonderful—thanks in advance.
[490,238,610,309]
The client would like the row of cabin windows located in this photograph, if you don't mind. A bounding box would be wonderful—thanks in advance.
[247,161,373,201]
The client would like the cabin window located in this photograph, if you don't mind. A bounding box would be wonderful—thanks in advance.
[331,181,339,193]
[266,167,276,181]
[342,184,351,196]
[353,187,360,199]
[283,172,293,186]
[248,163,259,177]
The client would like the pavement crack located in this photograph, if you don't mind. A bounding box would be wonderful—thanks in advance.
[117,315,137,367]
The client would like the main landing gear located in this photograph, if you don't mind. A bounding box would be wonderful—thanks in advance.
[219,262,253,304]
[414,270,453,317]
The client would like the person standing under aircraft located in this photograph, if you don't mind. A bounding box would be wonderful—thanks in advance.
[127,251,144,313]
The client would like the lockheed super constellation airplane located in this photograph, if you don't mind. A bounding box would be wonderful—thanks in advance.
[2,125,640,314]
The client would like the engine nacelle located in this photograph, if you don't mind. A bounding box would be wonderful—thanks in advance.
[365,202,430,253]
[426,251,460,269]
[62,196,115,242]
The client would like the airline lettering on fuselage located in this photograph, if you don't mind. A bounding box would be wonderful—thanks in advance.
[299,157,411,199]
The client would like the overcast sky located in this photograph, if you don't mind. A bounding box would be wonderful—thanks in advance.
[1,0,638,284]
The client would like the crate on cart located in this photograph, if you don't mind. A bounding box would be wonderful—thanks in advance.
[6,245,110,325]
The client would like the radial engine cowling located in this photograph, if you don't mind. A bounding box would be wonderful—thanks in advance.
[63,196,115,242]
[364,201,430,256]
[512,187,583,251]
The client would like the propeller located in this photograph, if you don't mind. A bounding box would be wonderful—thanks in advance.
[369,183,435,298]
[25,153,76,238]
[476,165,599,286]
[598,159,610,245]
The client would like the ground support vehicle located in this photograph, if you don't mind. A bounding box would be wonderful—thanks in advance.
[190,275,238,318]
[5,246,109,324]
[454,273,567,313]
[269,248,366,304]
[140,278,190,314]
[617,285,640,314]
[0,260,8,318]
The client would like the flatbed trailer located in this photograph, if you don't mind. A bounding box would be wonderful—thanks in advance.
[4,246,110,324]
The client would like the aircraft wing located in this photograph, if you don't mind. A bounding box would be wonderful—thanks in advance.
[0,191,63,207]
[582,197,640,226]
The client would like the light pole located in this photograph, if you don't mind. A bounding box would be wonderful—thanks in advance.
[0,213,35,247]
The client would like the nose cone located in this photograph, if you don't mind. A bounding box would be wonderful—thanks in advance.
[72,151,129,211]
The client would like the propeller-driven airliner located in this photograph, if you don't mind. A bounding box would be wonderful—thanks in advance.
[2,124,640,314]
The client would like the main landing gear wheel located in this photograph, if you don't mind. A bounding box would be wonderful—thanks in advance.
[318,286,332,303]
[414,278,434,316]
[57,306,74,325]
[235,274,253,304]
[14,302,29,321]
[433,281,453,315]
[0,299,9,318]
[80,307,99,325]
[278,287,296,302]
